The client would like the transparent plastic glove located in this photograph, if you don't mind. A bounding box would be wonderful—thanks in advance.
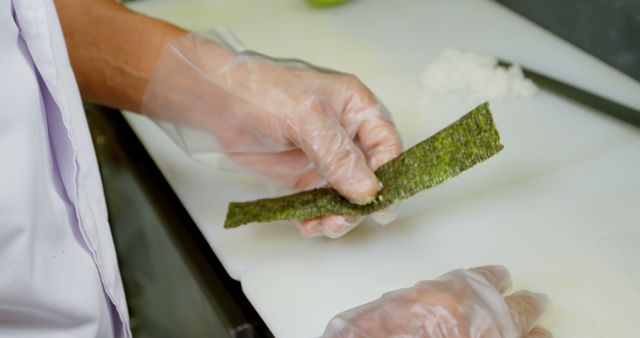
[322,265,552,338]
[297,202,399,239]
[142,30,403,238]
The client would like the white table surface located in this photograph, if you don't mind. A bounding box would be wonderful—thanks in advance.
[124,0,640,336]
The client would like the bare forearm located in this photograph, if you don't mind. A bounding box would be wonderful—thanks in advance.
[55,0,187,112]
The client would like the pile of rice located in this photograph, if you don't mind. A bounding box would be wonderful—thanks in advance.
[420,49,538,101]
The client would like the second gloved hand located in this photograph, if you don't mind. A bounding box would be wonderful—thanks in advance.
[142,31,403,238]
[322,265,551,338]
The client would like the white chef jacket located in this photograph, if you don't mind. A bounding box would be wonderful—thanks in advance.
[1,0,130,337]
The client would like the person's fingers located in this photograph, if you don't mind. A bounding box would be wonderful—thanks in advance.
[228,149,319,186]
[298,215,363,238]
[370,203,399,225]
[356,112,403,171]
[292,168,326,191]
[337,79,403,171]
[505,290,550,336]
[297,218,323,238]
[291,102,379,204]
[469,265,513,294]
[320,215,363,238]
[526,326,553,338]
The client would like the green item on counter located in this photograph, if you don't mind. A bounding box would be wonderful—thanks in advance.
[224,102,503,229]
[306,0,349,7]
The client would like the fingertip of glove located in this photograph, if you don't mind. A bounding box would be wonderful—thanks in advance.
[370,203,398,225]
[322,215,361,238]
[469,265,513,294]
[297,219,324,238]
[511,290,551,311]
[505,290,551,334]
[343,176,380,205]
[528,326,553,338]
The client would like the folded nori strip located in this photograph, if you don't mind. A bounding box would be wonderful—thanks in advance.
[224,102,503,228]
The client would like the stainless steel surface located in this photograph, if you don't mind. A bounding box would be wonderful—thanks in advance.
[86,105,272,338]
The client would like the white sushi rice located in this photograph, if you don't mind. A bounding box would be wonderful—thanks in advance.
[421,49,538,101]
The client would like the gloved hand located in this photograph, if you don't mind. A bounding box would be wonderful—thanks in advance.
[142,31,403,238]
[322,265,551,338]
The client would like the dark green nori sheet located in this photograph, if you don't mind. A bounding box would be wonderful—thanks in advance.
[224,102,503,228]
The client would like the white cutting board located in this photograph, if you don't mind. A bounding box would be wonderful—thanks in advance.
[123,0,640,337]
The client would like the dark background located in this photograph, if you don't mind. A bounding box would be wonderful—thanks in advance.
[495,0,640,82]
